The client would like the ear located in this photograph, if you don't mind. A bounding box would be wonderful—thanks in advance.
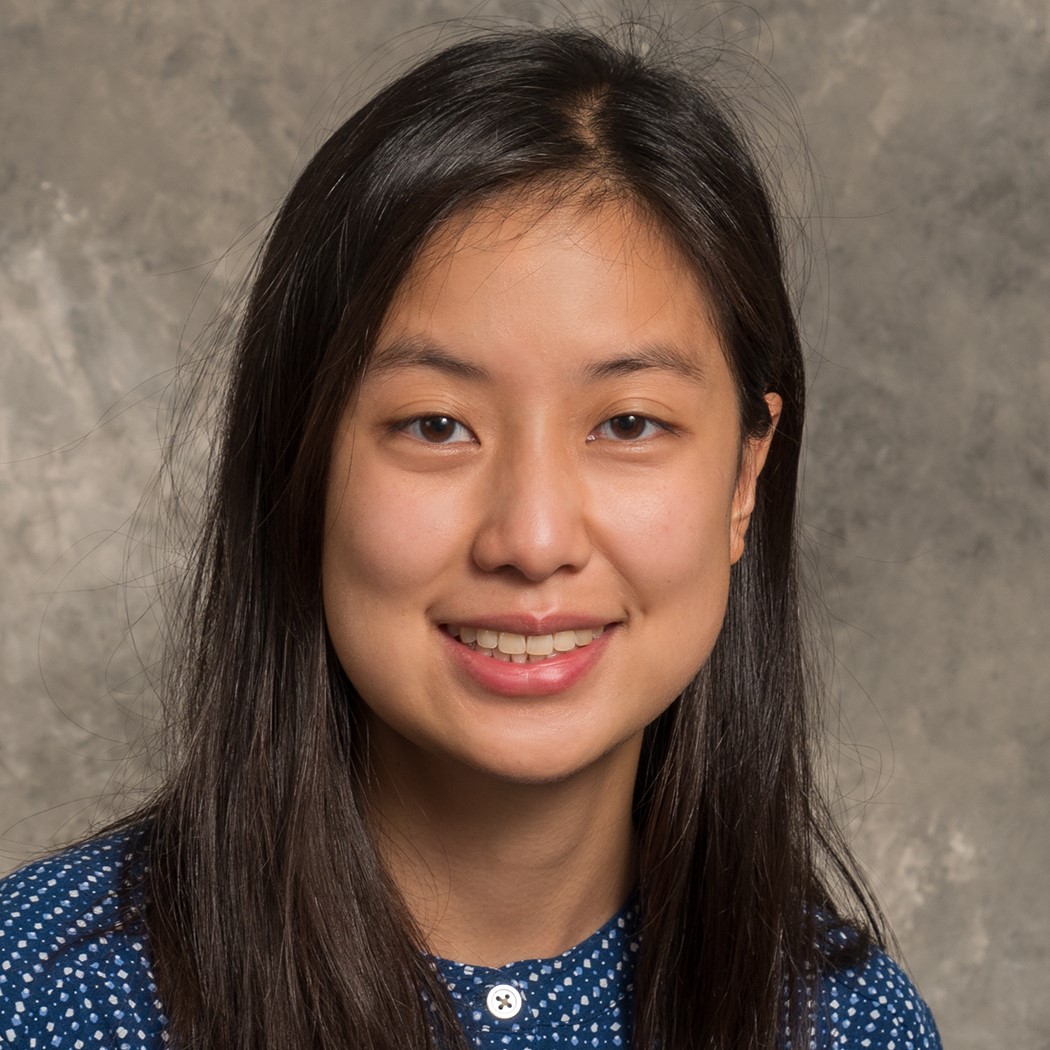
[729,393,782,565]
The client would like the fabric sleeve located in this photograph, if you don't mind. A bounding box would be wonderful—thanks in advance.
[814,942,942,1050]
[0,834,168,1049]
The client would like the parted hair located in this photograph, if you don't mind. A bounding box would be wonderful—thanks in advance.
[129,24,883,1049]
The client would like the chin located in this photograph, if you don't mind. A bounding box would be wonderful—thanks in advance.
[471,758,587,787]
[455,732,636,788]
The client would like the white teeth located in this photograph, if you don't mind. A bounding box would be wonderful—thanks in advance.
[553,630,577,652]
[497,632,526,655]
[447,623,608,662]
[525,634,554,656]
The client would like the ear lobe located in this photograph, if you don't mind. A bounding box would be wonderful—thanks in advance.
[730,393,782,564]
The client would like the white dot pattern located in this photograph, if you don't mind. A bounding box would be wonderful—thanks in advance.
[432,898,641,1047]
[0,833,167,1048]
[798,926,942,1050]
[1,831,940,1049]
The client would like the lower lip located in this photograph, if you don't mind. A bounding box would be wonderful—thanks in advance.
[442,628,613,698]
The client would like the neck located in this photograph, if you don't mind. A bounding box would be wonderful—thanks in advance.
[366,735,640,967]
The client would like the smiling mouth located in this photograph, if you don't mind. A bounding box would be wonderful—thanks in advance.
[444,625,606,663]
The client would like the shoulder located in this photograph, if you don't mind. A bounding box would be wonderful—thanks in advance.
[0,827,168,1048]
[814,931,942,1050]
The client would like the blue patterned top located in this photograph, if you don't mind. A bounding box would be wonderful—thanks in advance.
[432,900,639,1047]
[0,831,941,1049]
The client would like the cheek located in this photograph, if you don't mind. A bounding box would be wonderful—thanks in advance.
[322,462,459,706]
[596,466,735,593]
[323,461,466,604]
[593,464,736,689]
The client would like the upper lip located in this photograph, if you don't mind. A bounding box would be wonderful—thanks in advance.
[438,613,617,635]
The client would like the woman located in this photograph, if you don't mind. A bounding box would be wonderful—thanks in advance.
[0,26,940,1050]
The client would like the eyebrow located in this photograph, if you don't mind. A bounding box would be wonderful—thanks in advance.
[581,343,708,385]
[368,337,708,385]
[368,338,488,380]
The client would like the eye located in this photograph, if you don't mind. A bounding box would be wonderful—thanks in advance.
[588,414,668,442]
[398,415,476,444]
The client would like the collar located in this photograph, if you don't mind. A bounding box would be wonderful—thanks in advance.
[431,895,639,1042]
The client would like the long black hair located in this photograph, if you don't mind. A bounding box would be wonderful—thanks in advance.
[135,24,883,1049]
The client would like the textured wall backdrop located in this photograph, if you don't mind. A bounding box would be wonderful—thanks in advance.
[1,1,1046,1046]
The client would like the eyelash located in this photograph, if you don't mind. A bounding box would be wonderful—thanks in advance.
[396,415,476,444]
[394,412,673,445]
[587,414,672,442]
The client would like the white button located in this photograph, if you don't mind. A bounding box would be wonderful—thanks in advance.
[486,983,523,1019]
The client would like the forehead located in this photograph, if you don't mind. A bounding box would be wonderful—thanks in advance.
[375,191,726,373]
[399,192,693,292]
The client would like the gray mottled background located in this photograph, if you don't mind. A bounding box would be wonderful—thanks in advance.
[1,1,1046,1045]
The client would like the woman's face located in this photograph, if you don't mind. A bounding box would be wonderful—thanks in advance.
[323,195,778,787]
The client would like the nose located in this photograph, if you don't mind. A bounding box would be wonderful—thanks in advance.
[470,442,592,581]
